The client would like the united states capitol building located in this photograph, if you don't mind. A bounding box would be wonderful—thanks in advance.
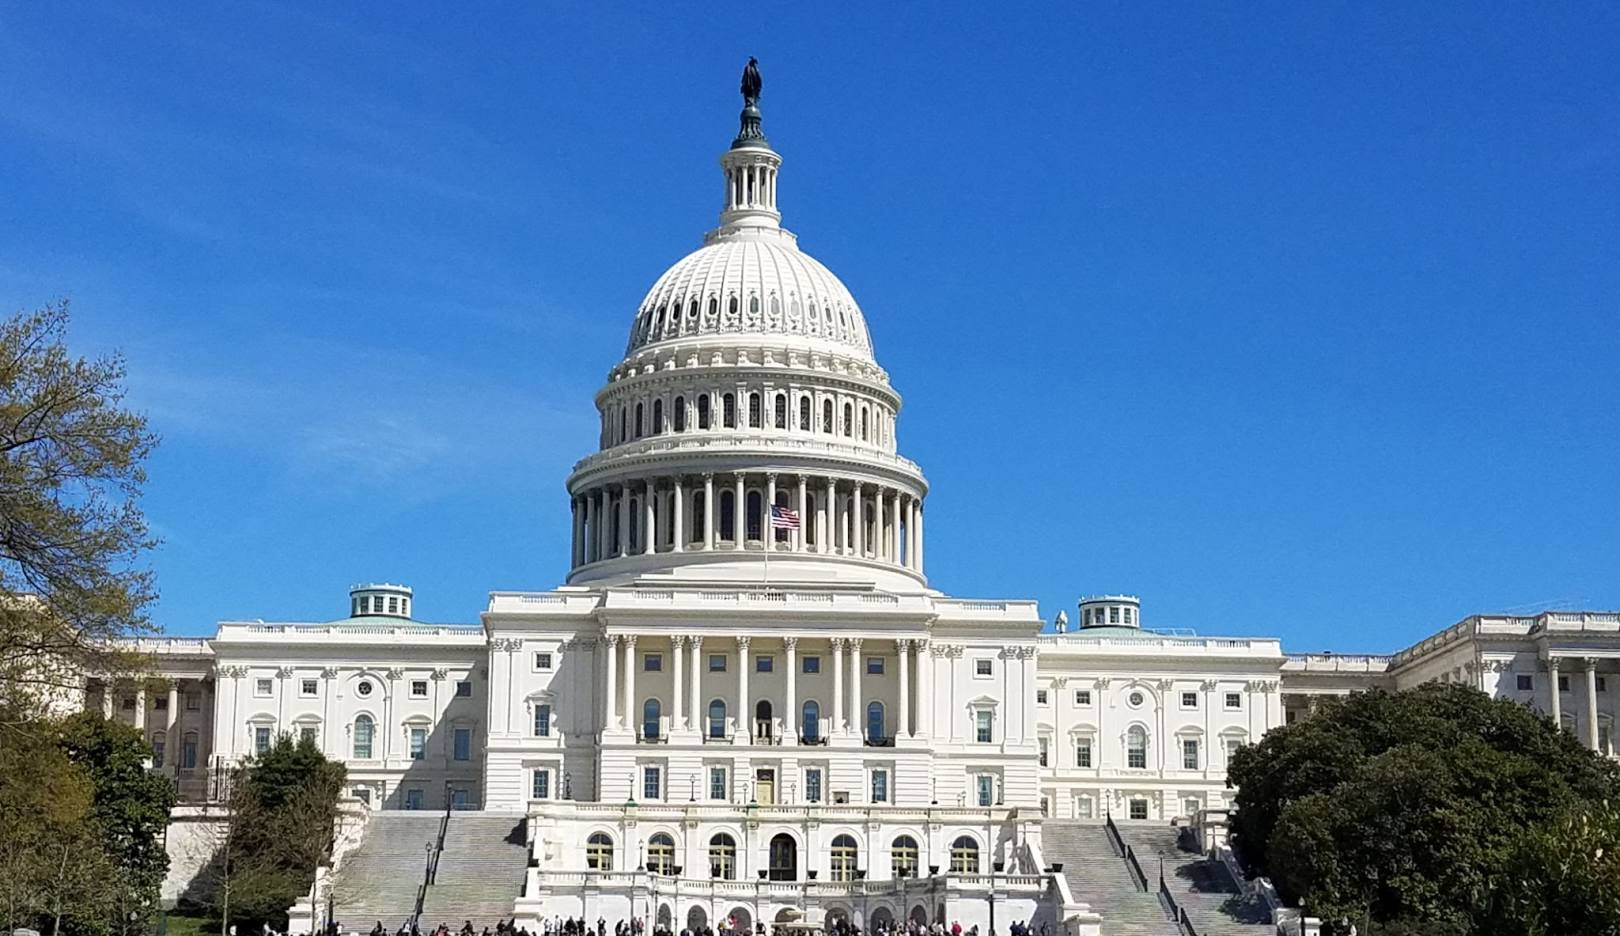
[86,66,1619,934]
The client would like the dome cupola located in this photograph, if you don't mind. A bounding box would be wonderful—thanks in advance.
[563,60,929,592]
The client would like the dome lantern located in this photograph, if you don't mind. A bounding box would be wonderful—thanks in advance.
[718,58,782,234]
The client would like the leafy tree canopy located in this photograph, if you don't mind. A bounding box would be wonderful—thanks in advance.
[1228,683,1620,935]
[0,301,158,718]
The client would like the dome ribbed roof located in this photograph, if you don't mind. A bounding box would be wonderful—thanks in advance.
[625,234,874,360]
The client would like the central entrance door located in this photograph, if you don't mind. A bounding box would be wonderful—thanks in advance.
[768,833,797,881]
[755,768,775,805]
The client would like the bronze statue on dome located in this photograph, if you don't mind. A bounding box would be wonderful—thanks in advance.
[741,57,762,105]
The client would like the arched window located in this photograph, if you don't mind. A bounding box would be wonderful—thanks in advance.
[749,296,760,317]
[799,396,811,431]
[866,701,885,743]
[801,701,820,742]
[720,491,736,542]
[891,835,919,878]
[829,834,859,882]
[628,498,640,551]
[708,699,727,739]
[770,296,780,317]
[708,297,718,319]
[690,491,705,546]
[634,403,644,439]
[353,714,374,759]
[642,698,661,741]
[689,298,699,322]
[843,402,853,437]
[697,394,711,430]
[619,406,627,443]
[808,302,818,331]
[754,700,773,742]
[655,305,666,335]
[728,297,739,318]
[1127,724,1148,770]
[774,393,787,429]
[861,407,869,441]
[768,833,797,882]
[533,703,552,737]
[648,833,675,875]
[181,731,198,769]
[673,396,686,432]
[804,492,817,546]
[822,400,834,434]
[746,491,762,541]
[748,392,762,429]
[709,833,737,880]
[586,832,614,870]
[652,399,663,434]
[950,836,979,873]
[723,393,737,428]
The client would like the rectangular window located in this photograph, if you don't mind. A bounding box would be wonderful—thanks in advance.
[533,704,552,737]
[1129,799,1149,820]
[181,736,197,769]
[709,766,727,801]
[1184,797,1202,818]
[1038,737,1049,766]
[411,680,429,698]
[453,728,471,761]
[1182,738,1199,770]
[535,652,553,671]
[455,680,473,698]
[1110,607,1121,624]
[1560,675,1570,692]
[151,738,165,768]
[644,654,662,672]
[254,726,271,754]
[1226,738,1243,762]
[1075,738,1092,768]
[185,692,200,711]
[976,774,994,807]
[1516,674,1533,691]
[1128,743,1147,770]
[154,696,168,711]
[404,789,423,810]
[1074,689,1091,706]
[805,768,823,803]
[300,679,318,697]
[975,709,994,743]
[409,727,426,760]
[532,769,550,800]
[871,769,889,803]
[756,655,774,673]
[802,656,820,674]
[1224,692,1242,710]
[1075,797,1093,819]
[642,766,661,801]
[866,657,884,676]
[1600,677,1609,692]
[975,659,993,677]
[299,725,317,745]
[1036,689,1049,705]
[709,654,727,672]
[254,678,273,697]
[1181,691,1198,709]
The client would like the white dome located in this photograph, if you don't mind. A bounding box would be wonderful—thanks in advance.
[624,232,875,360]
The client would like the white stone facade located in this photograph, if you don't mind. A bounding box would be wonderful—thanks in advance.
[86,71,1620,930]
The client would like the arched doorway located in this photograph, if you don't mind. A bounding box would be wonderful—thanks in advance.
[768,833,797,881]
[870,908,895,930]
[727,907,752,935]
[825,907,850,927]
[755,699,773,742]
[657,905,673,929]
[686,907,708,932]
[909,906,928,926]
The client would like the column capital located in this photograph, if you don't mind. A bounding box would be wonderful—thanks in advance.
[783,636,799,650]
[1201,679,1219,692]
[385,667,405,680]
[1582,656,1601,670]
[689,635,703,651]
[702,471,715,481]
[623,634,638,649]
[848,637,864,652]
[276,666,295,678]
[735,635,751,651]
[765,471,777,482]
[322,667,340,679]
[1546,657,1563,672]
[830,637,847,650]
[895,637,911,652]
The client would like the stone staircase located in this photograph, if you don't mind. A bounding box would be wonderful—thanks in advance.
[1040,821,1179,936]
[331,811,443,930]
[418,811,530,927]
[1118,826,1272,936]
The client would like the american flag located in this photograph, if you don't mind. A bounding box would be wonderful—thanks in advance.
[770,505,801,530]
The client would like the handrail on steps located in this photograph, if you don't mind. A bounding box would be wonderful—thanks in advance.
[1103,813,1149,892]
[1156,856,1200,936]
[409,786,455,929]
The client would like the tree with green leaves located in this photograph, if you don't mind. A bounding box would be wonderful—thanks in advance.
[1228,683,1620,935]
[190,734,346,933]
[0,300,158,720]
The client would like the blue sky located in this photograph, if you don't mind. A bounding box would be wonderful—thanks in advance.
[1,3,1616,651]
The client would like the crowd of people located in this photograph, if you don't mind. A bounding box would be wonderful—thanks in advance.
[331,915,1049,936]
